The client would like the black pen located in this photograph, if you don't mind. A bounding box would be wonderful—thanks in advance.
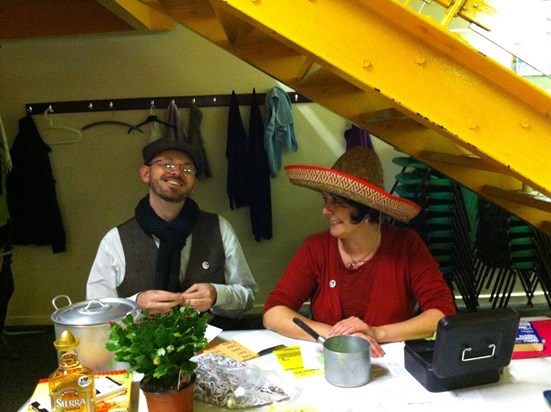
[257,344,286,357]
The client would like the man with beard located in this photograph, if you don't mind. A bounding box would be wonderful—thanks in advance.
[87,139,258,329]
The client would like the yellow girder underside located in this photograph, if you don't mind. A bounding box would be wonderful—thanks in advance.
[98,0,176,32]
[143,0,551,233]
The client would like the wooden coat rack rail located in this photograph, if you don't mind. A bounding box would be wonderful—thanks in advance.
[25,92,312,115]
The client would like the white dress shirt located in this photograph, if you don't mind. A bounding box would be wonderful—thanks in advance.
[86,215,258,319]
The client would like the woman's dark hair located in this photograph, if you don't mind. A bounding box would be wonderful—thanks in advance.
[332,194,380,224]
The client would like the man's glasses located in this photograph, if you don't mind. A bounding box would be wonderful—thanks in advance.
[149,161,197,176]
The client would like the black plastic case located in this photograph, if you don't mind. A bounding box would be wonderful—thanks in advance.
[404,308,520,392]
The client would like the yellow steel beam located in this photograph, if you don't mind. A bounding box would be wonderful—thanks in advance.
[150,0,551,231]
[432,0,495,30]
[97,0,176,31]
[482,185,551,213]
[202,0,551,194]
[421,151,501,173]
[143,0,231,46]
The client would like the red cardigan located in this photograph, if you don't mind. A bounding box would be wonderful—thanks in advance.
[264,226,456,326]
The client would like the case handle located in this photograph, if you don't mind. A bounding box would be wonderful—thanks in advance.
[461,344,496,362]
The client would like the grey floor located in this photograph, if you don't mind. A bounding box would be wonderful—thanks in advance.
[0,325,58,412]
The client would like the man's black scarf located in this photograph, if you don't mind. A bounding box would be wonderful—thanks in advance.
[135,195,200,292]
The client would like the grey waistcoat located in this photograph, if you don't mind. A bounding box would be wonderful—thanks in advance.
[116,211,225,298]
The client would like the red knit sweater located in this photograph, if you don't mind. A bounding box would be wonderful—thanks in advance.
[264,226,456,326]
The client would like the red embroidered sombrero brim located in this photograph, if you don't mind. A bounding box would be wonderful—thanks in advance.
[284,165,421,222]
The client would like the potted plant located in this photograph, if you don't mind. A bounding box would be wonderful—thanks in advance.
[106,305,209,412]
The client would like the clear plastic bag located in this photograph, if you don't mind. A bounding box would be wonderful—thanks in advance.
[193,353,297,409]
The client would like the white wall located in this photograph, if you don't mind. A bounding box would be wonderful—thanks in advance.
[0,25,402,324]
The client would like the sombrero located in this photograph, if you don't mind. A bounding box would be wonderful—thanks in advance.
[284,146,421,222]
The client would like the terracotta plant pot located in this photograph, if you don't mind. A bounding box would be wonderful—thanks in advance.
[141,375,195,412]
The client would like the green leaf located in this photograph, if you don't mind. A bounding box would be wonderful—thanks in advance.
[106,306,209,392]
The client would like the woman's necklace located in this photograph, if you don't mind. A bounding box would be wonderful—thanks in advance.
[341,232,381,270]
[345,252,372,270]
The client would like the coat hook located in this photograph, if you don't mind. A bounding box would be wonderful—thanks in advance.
[109,101,114,110]
[294,93,299,102]
[192,98,196,104]
[44,106,54,127]
[88,103,93,110]
[27,106,33,113]
[150,100,156,109]
[213,97,217,104]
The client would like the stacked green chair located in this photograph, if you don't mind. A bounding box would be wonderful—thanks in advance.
[390,156,551,312]
[533,230,551,308]
[508,217,540,306]
[474,200,540,308]
[391,156,478,312]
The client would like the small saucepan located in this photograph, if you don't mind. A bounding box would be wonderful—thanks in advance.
[293,317,371,387]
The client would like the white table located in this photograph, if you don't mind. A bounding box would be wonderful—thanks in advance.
[143,329,550,412]
[20,329,551,411]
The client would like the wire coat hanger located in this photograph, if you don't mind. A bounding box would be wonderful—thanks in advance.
[127,101,176,134]
[81,103,143,133]
[83,120,144,132]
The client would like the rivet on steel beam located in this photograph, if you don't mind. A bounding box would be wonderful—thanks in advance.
[519,120,531,129]
[416,57,427,66]
[361,60,372,69]
[468,121,478,130]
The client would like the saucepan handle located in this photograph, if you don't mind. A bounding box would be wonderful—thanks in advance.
[293,317,326,344]
[52,294,72,311]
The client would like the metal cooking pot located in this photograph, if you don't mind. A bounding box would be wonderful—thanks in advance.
[51,295,138,372]
[293,317,371,387]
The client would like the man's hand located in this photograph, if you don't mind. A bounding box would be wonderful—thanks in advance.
[181,283,217,313]
[136,290,181,313]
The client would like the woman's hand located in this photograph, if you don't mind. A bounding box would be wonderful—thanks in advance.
[352,332,385,358]
[328,316,371,336]
[328,316,385,358]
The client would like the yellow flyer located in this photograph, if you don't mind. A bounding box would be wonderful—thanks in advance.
[273,346,324,378]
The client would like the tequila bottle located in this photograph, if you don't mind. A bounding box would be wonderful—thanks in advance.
[48,330,96,411]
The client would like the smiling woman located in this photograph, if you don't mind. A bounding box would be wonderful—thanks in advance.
[263,145,457,358]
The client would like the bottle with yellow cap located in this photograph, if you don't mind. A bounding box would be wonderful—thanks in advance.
[48,330,96,411]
